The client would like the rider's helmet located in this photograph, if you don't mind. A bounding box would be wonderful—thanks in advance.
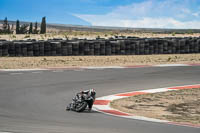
[79,88,84,94]
[89,89,96,96]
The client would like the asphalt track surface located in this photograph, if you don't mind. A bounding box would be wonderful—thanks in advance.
[0,66,200,133]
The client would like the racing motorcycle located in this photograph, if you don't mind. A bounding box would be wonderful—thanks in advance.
[66,93,93,112]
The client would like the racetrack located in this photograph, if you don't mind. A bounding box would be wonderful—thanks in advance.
[0,66,200,133]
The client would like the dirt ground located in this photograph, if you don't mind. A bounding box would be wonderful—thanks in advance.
[111,88,200,124]
[0,54,200,69]
[0,32,200,41]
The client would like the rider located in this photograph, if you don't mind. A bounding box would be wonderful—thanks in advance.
[79,89,96,111]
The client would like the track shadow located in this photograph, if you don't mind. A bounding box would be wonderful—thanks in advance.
[65,108,101,114]
[81,109,101,114]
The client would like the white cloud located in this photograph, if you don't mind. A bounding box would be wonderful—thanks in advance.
[74,0,200,29]
[75,15,200,29]
[192,12,200,17]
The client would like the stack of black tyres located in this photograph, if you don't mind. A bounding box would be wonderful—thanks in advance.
[72,42,79,55]
[174,39,180,54]
[9,42,15,56]
[192,39,196,53]
[179,39,186,54]
[27,42,33,56]
[94,41,100,55]
[110,41,116,55]
[171,40,176,54]
[149,40,154,55]
[15,42,22,56]
[144,41,149,55]
[119,40,125,55]
[194,39,199,53]
[44,41,51,56]
[79,41,84,56]
[130,41,136,55]
[0,42,2,56]
[135,41,140,55]
[33,42,39,56]
[198,39,200,53]
[2,42,9,56]
[61,41,68,56]
[56,42,62,56]
[67,42,72,55]
[1,38,200,57]
[167,40,172,54]
[105,41,111,55]
[125,40,131,55]
[89,41,94,55]
[51,42,57,56]
[21,42,27,56]
[115,41,121,55]
[158,40,163,54]
[100,41,105,55]
[39,41,45,56]
[139,41,145,55]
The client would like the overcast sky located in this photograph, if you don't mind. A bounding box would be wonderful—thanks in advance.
[1,0,200,29]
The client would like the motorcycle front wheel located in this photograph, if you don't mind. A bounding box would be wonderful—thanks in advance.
[75,101,88,112]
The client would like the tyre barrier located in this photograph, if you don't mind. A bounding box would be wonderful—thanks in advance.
[0,37,200,56]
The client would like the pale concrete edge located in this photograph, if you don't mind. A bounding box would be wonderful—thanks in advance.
[0,63,200,71]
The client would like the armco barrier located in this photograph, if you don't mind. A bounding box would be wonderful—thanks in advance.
[0,37,200,56]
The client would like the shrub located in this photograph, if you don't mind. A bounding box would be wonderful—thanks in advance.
[24,35,30,38]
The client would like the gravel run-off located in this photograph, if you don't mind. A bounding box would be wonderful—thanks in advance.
[111,88,200,124]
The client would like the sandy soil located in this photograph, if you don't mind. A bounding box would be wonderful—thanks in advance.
[111,88,200,124]
[0,33,200,41]
[0,54,200,69]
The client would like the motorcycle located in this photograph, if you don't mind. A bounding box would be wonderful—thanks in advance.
[66,93,93,112]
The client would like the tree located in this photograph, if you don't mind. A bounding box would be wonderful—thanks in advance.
[16,20,28,34]
[11,24,14,31]
[16,20,20,34]
[3,17,8,32]
[19,24,28,34]
[1,17,12,34]
[40,17,46,34]
[29,22,33,34]
[7,24,11,33]
[33,22,38,34]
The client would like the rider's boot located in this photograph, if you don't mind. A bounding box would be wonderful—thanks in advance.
[88,108,92,112]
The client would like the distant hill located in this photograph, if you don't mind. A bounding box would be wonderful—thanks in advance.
[1,20,200,33]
